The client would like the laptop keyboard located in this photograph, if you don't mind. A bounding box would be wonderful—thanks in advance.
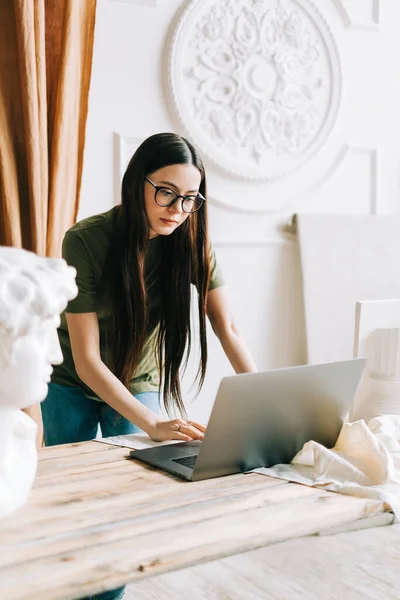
[171,455,198,469]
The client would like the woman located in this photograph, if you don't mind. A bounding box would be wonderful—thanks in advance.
[41,132,257,599]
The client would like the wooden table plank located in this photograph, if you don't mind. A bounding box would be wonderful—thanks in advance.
[0,494,382,600]
[0,441,386,600]
[129,525,400,600]
[37,441,113,460]
[0,473,285,546]
[0,479,310,567]
[36,447,130,475]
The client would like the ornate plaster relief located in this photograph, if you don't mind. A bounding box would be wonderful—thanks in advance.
[166,0,342,182]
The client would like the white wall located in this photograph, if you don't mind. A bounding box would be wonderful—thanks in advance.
[79,0,400,422]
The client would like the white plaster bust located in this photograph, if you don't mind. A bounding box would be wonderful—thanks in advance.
[0,246,77,518]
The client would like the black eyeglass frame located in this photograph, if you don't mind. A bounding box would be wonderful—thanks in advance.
[144,176,206,213]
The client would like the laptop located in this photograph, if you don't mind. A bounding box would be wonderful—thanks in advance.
[130,359,365,481]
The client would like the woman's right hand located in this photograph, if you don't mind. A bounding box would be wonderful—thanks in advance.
[148,418,206,443]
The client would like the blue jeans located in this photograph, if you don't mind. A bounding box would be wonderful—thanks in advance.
[41,383,160,445]
[84,589,125,600]
[41,383,160,600]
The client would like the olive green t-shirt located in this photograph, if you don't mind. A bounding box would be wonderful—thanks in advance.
[51,207,224,400]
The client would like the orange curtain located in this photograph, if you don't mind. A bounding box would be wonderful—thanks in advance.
[0,0,96,257]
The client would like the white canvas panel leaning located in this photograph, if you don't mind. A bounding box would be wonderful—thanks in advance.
[0,247,77,518]
[296,214,400,364]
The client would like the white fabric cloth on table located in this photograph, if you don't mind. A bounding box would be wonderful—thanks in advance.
[253,415,400,519]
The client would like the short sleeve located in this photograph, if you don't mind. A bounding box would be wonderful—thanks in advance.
[62,231,97,313]
[209,246,224,291]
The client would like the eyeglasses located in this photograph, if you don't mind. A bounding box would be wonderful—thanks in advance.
[145,177,206,213]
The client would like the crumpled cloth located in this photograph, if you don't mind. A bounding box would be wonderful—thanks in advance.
[253,415,400,519]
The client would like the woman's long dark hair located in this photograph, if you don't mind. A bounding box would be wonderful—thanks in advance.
[104,133,210,416]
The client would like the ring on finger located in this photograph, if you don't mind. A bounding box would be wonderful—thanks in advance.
[176,422,188,432]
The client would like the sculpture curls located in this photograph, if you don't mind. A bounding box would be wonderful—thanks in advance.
[0,247,77,343]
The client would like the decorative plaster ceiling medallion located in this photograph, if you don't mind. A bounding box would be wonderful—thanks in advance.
[167,0,341,181]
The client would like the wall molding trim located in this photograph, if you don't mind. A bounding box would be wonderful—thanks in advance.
[205,144,351,215]
[214,237,298,248]
[113,135,379,217]
[332,0,380,32]
[113,133,144,204]
[349,146,378,214]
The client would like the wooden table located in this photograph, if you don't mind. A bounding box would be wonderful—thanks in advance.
[0,440,388,600]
